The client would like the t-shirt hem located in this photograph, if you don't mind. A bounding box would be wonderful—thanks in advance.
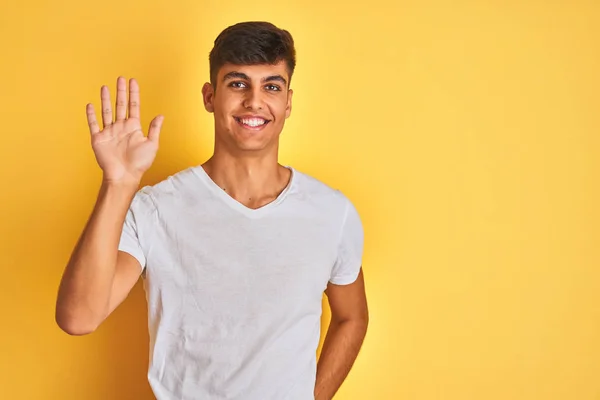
[328,268,361,285]
[118,246,146,271]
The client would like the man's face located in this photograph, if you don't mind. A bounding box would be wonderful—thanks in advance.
[202,60,293,154]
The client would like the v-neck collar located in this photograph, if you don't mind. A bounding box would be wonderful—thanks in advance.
[192,165,295,218]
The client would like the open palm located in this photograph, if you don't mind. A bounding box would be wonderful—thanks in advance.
[86,77,164,185]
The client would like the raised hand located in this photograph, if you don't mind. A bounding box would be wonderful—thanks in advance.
[86,77,164,186]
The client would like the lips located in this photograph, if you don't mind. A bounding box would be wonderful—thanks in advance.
[234,115,271,130]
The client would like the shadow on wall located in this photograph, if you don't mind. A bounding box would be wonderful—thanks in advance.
[98,281,154,400]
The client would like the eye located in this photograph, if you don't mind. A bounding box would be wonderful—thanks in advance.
[265,84,281,91]
[229,81,247,89]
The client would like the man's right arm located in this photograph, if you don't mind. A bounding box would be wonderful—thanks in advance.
[55,76,164,335]
[55,181,142,335]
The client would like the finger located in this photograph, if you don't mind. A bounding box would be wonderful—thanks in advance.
[128,78,140,119]
[147,115,164,143]
[115,76,127,121]
[86,104,100,134]
[101,85,113,129]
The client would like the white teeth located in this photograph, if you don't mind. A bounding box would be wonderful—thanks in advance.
[240,118,266,127]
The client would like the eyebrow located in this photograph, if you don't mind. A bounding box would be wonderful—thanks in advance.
[263,75,288,86]
[222,71,288,86]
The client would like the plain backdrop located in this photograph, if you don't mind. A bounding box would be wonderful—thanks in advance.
[0,1,599,399]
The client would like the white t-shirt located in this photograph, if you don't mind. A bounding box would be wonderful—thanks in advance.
[118,165,364,400]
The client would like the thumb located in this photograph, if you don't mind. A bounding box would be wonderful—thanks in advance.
[148,115,164,143]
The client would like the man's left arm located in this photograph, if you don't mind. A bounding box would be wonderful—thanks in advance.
[314,268,369,400]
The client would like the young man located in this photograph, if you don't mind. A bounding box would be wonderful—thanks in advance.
[56,21,368,400]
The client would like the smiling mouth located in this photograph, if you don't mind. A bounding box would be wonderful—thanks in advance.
[234,116,271,130]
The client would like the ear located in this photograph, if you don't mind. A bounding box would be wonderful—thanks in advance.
[285,88,293,119]
[202,82,215,113]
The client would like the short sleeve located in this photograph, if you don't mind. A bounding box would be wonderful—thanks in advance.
[329,198,364,285]
[118,189,153,271]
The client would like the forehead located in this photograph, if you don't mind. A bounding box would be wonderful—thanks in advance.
[218,61,289,80]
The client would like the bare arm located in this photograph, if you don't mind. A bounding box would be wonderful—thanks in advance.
[55,77,163,335]
[56,182,141,335]
[314,268,369,400]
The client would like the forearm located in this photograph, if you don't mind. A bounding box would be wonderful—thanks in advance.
[314,318,368,400]
[56,180,137,334]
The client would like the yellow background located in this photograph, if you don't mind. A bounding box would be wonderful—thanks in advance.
[1,1,599,399]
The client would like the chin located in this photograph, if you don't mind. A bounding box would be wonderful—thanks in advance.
[232,136,276,153]
[231,127,280,150]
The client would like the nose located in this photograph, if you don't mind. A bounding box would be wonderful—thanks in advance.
[242,87,263,110]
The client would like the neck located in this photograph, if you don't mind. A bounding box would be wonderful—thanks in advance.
[201,151,291,209]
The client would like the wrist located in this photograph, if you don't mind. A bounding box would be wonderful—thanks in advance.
[100,178,140,197]
[101,175,141,190]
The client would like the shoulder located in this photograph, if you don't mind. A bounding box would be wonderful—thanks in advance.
[131,166,203,211]
[290,168,363,242]
[290,167,356,214]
